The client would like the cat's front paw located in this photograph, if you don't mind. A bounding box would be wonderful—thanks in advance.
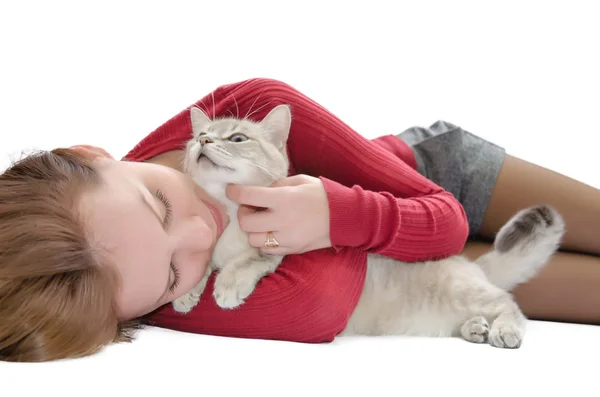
[488,323,523,349]
[213,268,260,309]
[460,316,490,344]
[172,291,201,314]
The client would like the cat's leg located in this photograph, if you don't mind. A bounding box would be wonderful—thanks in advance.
[172,267,213,313]
[213,252,283,309]
[444,262,526,348]
[459,286,526,348]
[459,276,526,348]
[486,298,527,349]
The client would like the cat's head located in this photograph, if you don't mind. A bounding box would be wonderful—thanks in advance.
[183,104,291,187]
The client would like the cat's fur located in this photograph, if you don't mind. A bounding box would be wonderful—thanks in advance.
[173,105,565,348]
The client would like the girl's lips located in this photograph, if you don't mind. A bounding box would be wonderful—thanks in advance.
[202,199,224,237]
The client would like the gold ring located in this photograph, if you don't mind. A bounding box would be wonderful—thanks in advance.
[264,231,280,248]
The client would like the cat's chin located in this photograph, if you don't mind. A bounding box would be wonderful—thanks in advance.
[197,154,235,172]
[191,166,240,186]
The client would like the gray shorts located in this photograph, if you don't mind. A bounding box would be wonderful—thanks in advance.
[397,120,506,236]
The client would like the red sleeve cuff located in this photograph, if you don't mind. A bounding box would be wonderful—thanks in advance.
[320,176,399,253]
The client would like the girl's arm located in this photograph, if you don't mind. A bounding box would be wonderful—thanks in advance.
[217,78,469,262]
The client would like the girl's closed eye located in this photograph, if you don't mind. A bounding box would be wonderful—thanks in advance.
[169,262,180,293]
[155,189,173,226]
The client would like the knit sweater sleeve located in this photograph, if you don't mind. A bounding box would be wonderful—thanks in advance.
[314,141,470,262]
[213,78,469,262]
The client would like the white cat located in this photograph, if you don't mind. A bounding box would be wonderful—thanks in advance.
[172,104,291,311]
[173,104,565,349]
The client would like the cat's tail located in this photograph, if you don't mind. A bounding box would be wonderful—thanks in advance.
[474,205,565,291]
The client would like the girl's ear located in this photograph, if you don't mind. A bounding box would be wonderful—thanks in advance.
[69,145,115,160]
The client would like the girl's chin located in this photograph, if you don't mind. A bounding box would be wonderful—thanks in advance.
[197,224,215,251]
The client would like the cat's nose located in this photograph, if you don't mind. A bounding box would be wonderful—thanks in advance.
[199,136,213,146]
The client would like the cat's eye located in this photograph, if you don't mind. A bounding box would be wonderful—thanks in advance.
[228,133,248,143]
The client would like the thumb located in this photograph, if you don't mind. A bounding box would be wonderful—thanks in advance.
[271,174,309,187]
[226,184,278,207]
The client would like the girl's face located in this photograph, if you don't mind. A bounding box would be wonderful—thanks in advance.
[76,147,229,320]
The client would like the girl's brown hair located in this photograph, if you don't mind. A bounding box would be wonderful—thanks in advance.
[0,149,141,362]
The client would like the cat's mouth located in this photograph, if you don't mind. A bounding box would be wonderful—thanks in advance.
[197,152,235,171]
[197,151,216,165]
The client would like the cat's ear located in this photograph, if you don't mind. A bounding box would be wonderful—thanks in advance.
[190,106,212,136]
[260,104,291,149]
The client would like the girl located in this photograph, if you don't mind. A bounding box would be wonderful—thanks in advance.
[1,78,598,362]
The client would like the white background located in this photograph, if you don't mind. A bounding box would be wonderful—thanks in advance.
[1,1,599,396]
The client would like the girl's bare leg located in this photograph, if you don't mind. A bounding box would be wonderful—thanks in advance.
[466,154,600,324]
[480,155,599,255]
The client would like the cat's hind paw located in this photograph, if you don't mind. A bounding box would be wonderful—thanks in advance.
[488,323,523,349]
[460,316,490,344]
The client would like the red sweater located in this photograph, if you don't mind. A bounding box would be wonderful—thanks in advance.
[124,78,469,342]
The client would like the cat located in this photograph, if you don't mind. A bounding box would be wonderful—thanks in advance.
[173,104,565,349]
[172,104,291,312]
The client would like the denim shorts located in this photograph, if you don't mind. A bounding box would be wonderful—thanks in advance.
[397,120,506,236]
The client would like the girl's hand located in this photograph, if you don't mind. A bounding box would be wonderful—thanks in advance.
[226,175,331,256]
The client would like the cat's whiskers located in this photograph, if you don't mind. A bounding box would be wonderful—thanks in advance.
[211,91,216,119]
[211,146,233,158]
[195,100,212,120]
[244,91,264,119]
[232,96,240,119]
[245,100,273,121]
[204,151,231,166]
